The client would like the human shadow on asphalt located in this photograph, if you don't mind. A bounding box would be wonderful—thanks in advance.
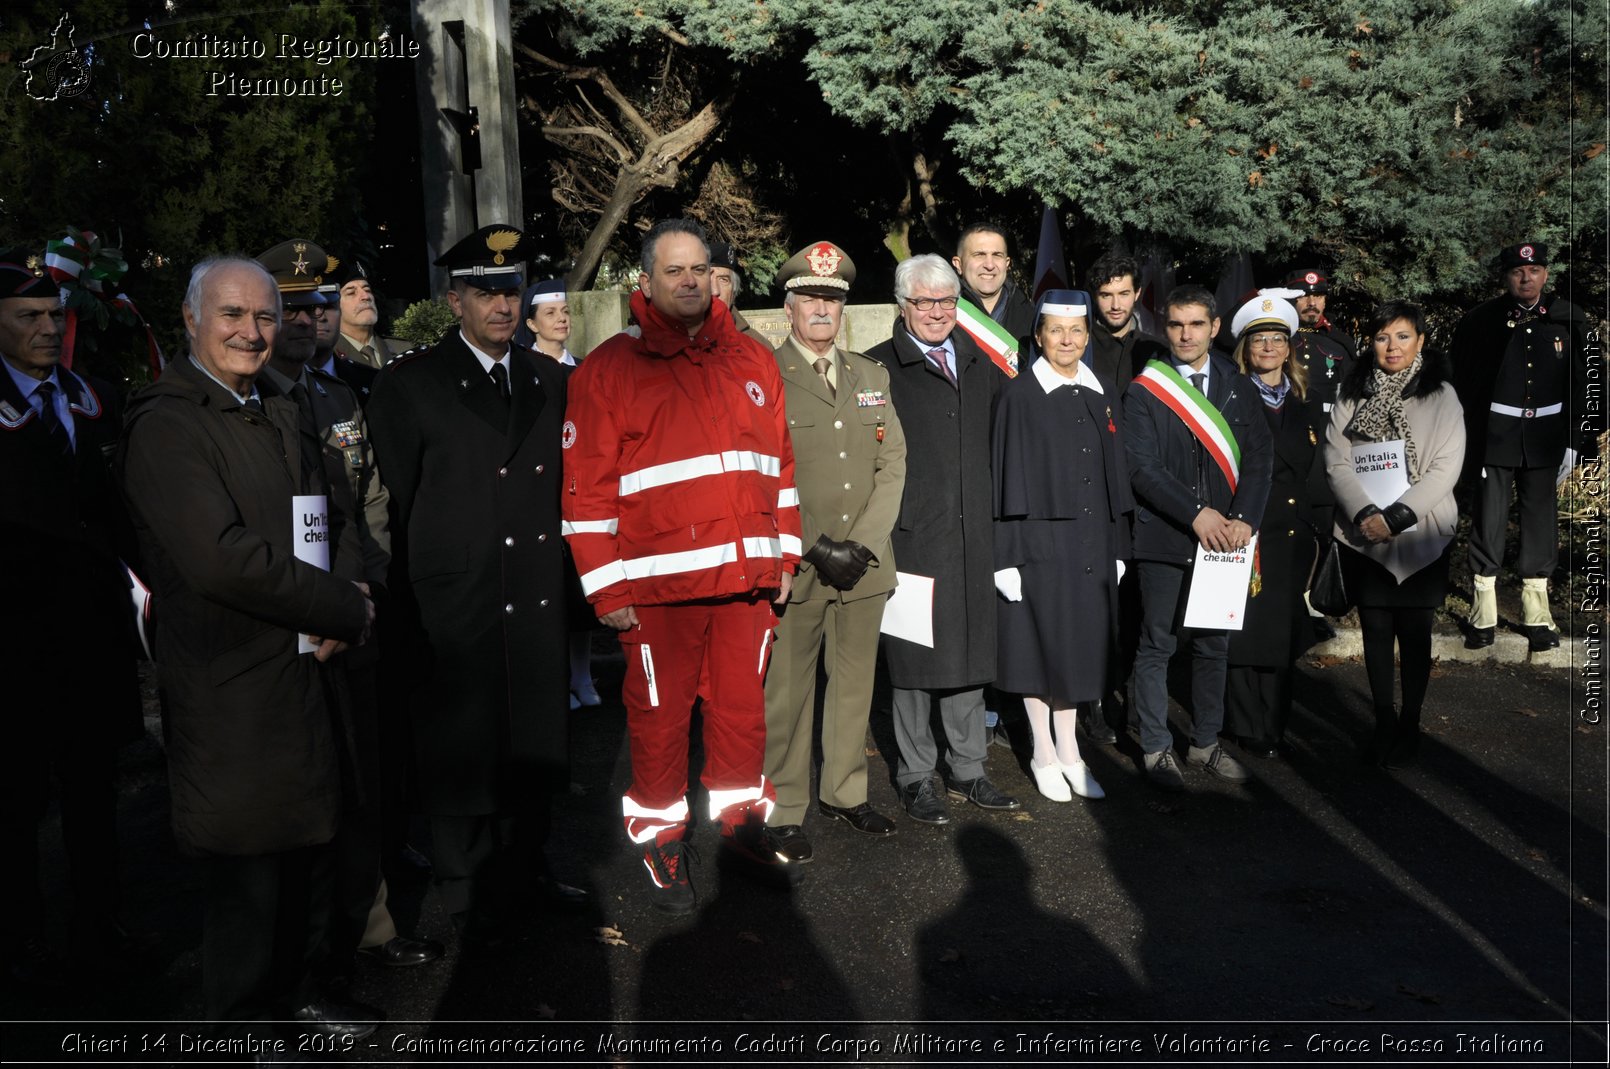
[636,849,863,1024]
[413,650,629,1028]
[916,826,1132,1023]
[1064,665,1581,1023]
[1274,667,1598,1019]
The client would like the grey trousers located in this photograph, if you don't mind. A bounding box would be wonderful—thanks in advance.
[1132,560,1228,755]
[891,686,988,787]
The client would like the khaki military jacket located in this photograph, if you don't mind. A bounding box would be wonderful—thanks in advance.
[776,336,907,603]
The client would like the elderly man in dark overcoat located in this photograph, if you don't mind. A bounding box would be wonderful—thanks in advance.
[869,254,1019,825]
[119,255,376,1039]
[366,225,576,945]
[0,247,143,988]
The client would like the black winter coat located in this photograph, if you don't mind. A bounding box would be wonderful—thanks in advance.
[366,333,570,815]
[1228,393,1331,667]
[869,323,1000,689]
[0,366,142,757]
[1122,352,1274,564]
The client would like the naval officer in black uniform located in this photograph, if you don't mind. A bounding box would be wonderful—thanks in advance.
[366,225,581,944]
[1451,242,1601,651]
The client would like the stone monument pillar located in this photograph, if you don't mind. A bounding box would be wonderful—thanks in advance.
[412,0,522,296]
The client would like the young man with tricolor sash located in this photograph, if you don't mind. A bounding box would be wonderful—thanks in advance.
[1122,285,1273,792]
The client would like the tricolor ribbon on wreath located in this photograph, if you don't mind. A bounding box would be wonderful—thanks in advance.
[1132,359,1263,596]
[44,226,165,378]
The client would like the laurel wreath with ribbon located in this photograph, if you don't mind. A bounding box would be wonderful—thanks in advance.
[44,226,165,378]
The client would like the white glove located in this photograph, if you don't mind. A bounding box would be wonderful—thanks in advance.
[994,567,1023,602]
[1115,559,1126,584]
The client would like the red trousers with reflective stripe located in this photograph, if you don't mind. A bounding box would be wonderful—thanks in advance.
[619,596,776,845]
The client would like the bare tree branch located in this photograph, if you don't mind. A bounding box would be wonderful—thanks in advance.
[514,42,657,142]
[541,124,633,164]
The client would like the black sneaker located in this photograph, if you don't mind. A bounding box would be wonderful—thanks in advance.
[643,840,696,915]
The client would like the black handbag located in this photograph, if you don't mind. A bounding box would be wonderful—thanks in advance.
[1310,541,1351,616]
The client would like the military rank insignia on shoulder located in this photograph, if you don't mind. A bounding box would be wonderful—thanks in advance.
[384,348,423,368]
[855,389,887,408]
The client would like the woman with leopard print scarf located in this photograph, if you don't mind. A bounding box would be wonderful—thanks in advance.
[1325,301,1466,769]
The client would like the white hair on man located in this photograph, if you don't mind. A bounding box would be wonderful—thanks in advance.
[894,254,960,303]
[184,255,278,328]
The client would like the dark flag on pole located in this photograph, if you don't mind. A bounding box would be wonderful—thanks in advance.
[1213,250,1255,350]
[1031,205,1069,302]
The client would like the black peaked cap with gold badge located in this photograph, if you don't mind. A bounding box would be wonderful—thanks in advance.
[435,224,532,291]
[256,238,331,307]
[774,241,856,298]
[0,245,60,300]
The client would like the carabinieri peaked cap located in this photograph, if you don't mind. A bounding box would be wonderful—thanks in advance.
[0,246,60,300]
[434,225,532,291]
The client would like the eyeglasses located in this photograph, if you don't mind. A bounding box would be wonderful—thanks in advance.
[1248,334,1289,350]
[285,305,327,320]
[904,296,959,311]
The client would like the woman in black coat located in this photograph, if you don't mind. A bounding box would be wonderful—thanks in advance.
[992,290,1132,801]
[1224,294,1332,757]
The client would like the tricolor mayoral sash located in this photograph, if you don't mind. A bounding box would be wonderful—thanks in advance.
[1132,359,1260,592]
[1132,359,1241,490]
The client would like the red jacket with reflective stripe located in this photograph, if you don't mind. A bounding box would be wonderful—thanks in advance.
[562,292,801,615]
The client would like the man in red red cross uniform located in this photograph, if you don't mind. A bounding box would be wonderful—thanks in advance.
[562,219,801,914]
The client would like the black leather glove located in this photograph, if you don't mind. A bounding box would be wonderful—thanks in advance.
[842,540,878,586]
[803,534,877,591]
[1381,501,1417,534]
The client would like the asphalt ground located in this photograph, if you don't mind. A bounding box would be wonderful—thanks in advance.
[4,650,1606,1067]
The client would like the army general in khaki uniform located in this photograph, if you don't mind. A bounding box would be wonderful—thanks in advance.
[764,242,907,863]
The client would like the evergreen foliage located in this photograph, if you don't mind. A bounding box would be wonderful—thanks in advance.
[805,0,1606,301]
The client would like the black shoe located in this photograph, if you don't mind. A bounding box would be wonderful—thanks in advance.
[1239,736,1278,759]
[357,935,444,967]
[386,842,434,882]
[534,875,591,911]
[817,801,897,836]
[1385,728,1421,769]
[768,825,814,863]
[1361,709,1396,767]
[900,778,951,825]
[945,776,1022,811]
[986,722,1015,751]
[1311,616,1337,642]
[291,997,381,1040]
[1528,625,1560,652]
[1465,626,1495,650]
[1078,707,1118,745]
[643,839,696,915]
